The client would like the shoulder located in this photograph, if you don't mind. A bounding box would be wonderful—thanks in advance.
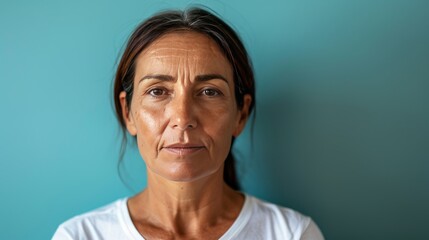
[234,194,324,240]
[52,198,127,240]
[247,195,310,233]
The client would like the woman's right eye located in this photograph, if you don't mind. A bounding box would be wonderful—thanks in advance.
[147,88,167,97]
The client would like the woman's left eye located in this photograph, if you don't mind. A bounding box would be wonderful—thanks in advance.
[201,89,221,97]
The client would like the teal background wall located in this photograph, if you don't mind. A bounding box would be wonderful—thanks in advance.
[1,0,428,239]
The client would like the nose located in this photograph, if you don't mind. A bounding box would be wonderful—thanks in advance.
[167,92,197,130]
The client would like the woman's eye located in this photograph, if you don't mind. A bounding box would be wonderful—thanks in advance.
[202,89,221,97]
[148,88,167,97]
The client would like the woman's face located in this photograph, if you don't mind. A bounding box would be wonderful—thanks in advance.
[120,31,251,182]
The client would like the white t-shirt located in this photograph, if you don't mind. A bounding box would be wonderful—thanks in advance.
[53,194,324,240]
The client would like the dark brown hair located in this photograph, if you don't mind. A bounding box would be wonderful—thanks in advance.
[113,7,255,190]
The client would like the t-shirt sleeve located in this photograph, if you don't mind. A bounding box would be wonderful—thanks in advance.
[300,219,325,240]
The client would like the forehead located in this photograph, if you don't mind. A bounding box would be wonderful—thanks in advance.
[135,31,232,76]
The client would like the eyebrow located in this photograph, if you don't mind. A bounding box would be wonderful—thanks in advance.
[195,74,228,83]
[139,74,174,83]
[139,74,228,84]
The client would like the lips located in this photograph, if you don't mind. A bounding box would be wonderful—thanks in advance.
[162,143,205,156]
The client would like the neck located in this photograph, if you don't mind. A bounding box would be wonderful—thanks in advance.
[128,167,244,236]
[147,169,225,212]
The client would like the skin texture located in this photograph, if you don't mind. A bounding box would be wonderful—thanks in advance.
[119,31,252,239]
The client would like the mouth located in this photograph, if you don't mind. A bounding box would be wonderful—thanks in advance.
[162,143,205,156]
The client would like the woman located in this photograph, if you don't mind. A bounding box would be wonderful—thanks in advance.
[53,7,324,240]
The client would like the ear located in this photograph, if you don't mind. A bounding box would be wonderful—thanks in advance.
[233,94,252,137]
[119,91,137,136]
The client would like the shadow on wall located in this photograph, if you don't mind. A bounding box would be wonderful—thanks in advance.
[241,52,429,240]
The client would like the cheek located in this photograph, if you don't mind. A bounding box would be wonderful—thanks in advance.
[134,109,160,133]
[204,102,239,131]
[206,113,236,137]
[133,104,165,157]
[200,104,238,149]
[133,96,166,133]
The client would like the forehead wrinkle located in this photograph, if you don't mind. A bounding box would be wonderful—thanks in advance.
[146,47,210,53]
[142,35,225,59]
[135,32,233,85]
[142,52,216,76]
[144,50,220,61]
[140,46,216,67]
